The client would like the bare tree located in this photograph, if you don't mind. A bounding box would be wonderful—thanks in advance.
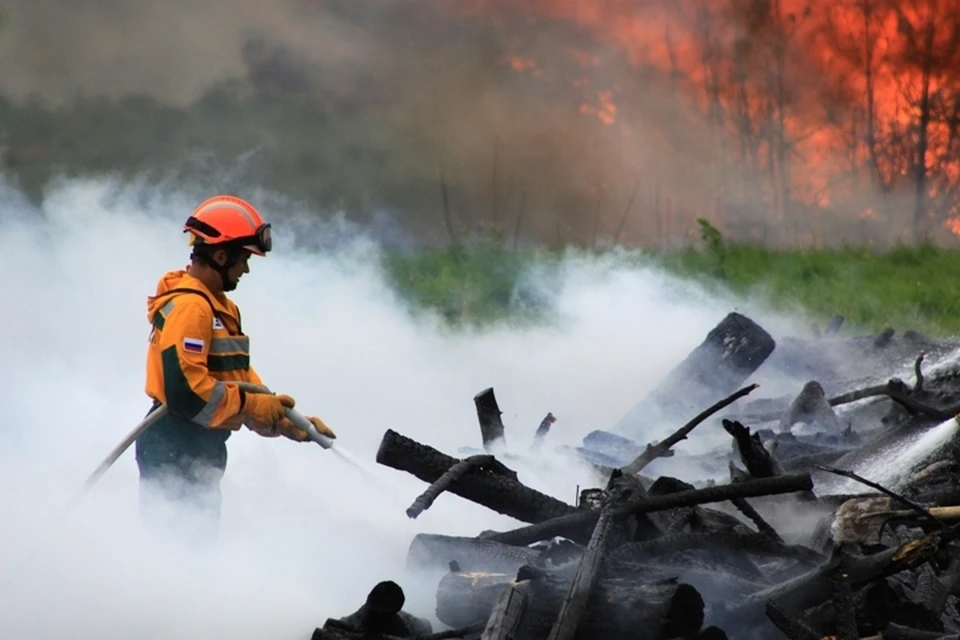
[887,0,960,239]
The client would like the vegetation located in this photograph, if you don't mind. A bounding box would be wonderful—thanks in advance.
[4,1,960,336]
[381,233,960,338]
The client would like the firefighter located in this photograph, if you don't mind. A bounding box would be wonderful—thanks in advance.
[135,194,336,543]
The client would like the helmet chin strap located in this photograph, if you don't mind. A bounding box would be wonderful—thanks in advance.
[192,244,244,292]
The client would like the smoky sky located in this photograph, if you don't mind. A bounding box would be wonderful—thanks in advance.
[0,0,909,246]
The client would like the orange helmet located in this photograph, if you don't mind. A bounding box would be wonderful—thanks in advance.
[183,195,272,256]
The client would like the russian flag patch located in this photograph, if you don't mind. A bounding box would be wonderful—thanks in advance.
[183,337,205,353]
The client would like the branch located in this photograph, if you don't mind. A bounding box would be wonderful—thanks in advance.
[815,465,947,530]
[620,383,759,475]
[827,378,951,419]
[914,351,926,392]
[487,473,813,547]
[406,455,495,519]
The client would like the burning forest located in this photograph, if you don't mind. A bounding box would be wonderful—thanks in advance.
[310,311,960,639]
[436,0,960,247]
[3,0,960,248]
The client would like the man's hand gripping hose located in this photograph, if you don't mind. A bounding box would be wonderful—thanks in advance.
[77,382,333,504]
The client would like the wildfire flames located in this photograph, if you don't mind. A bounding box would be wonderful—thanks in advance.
[442,0,960,244]
[9,0,955,247]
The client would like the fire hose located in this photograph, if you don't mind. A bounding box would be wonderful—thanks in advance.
[74,381,334,505]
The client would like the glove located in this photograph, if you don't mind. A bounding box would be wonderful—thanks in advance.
[242,392,296,426]
[277,415,337,443]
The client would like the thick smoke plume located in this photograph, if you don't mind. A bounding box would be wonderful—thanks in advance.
[3,0,947,247]
[0,176,824,638]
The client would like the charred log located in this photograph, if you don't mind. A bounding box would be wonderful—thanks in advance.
[609,311,775,438]
[480,577,530,640]
[485,473,814,547]
[733,529,956,615]
[311,581,433,639]
[530,413,556,454]
[406,534,546,574]
[475,388,507,451]
[377,429,577,524]
[546,502,616,640]
[313,620,484,640]
[800,576,953,639]
[606,531,824,566]
[830,573,859,640]
[436,565,705,640]
[722,419,783,478]
[597,468,664,544]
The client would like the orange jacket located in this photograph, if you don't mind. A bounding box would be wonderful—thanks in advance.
[144,269,264,430]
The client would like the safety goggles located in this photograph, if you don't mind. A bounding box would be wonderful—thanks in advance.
[236,223,272,254]
[185,217,273,254]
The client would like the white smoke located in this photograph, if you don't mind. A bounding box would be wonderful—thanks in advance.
[0,176,813,639]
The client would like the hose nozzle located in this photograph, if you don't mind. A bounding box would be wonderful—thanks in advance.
[234,382,335,449]
[284,407,335,449]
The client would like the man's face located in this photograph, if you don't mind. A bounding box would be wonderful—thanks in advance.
[215,249,251,290]
[228,251,251,283]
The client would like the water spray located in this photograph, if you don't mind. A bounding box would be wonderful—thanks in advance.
[820,413,960,496]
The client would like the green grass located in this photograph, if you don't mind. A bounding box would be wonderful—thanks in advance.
[379,242,960,337]
[382,246,565,327]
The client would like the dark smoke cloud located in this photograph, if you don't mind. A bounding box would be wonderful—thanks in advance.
[0,0,366,105]
[0,0,903,246]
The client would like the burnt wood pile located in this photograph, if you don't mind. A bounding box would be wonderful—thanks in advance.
[368,312,960,639]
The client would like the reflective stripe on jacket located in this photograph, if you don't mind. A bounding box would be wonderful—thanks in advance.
[144,269,264,429]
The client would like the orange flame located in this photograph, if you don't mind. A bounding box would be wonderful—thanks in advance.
[445,0,960,241]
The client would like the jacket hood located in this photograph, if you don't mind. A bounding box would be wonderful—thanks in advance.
[147,268,231,322]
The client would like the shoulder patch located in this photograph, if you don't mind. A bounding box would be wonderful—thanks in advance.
[183,337,205,353]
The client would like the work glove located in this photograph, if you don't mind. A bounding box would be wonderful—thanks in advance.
[276,415,337,443]
[243,392,296,426]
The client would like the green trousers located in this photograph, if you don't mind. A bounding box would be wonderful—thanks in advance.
[135,402,231,545]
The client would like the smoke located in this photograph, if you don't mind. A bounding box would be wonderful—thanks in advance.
[0,0,364,105]
[0,175,828,638]
[0,0,923,248]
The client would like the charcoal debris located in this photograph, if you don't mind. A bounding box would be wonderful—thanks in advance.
[354,313,960,639]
